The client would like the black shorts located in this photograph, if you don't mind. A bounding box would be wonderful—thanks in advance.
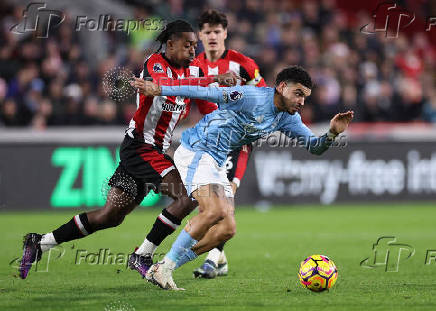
[225,143,253,188]
[108,133,175,205]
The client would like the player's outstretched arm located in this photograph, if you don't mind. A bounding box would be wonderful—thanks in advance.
[130,71,243,96]
[280,110,354,156]
[131,77,251,105]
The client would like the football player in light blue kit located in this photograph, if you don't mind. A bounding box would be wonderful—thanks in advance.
[131,65,354,289]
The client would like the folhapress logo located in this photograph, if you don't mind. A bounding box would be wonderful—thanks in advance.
[10,3,64,38]
[360,2,415,38]
[360,236,415,272]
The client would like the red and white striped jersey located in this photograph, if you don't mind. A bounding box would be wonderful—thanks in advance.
[192,49,266,87]
[129,53,216,152]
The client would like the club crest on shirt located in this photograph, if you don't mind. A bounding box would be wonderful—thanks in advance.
[229,90,243,101]
[153,63,164,73]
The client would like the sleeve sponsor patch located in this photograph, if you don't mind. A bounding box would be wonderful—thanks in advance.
[247,69,263,85]
[222,91,229,103]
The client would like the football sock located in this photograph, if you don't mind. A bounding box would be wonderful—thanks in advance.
[145,208,181,246]
[205,248,221,266]
[51,213,94,245]
[216,241,225,252]
[175,249,198,269]
[164,229,198,270]
[40,233,57,252]
[218,250,227,265]
[135,238,157,257]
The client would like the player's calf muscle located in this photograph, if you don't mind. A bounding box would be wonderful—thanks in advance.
[87,188,137,230]
[211,218,236,244]
[191,215,236,254]
[195,192,228,225]
[187,185,233,240]
[87,206,127,230]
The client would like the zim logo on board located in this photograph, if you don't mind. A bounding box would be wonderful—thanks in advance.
[229,90,243,101]
[153,63,164,73]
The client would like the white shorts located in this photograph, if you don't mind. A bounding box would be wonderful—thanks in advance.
[174,145,234,198]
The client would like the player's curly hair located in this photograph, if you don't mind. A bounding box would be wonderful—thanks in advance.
[155,20,195,52]
[275,66,313,89]
[198,9,228,30]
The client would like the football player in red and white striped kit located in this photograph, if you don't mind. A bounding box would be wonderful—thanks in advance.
[18,20,240,280]
[190,10,267,279]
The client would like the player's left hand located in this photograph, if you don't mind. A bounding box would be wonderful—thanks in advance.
[130,77,161,96]
[216,71,246,86]
[329,110,354,135]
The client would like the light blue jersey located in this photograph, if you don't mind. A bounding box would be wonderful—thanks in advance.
[162,85,332,166]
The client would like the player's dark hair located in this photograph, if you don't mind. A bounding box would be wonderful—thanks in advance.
[198,9,228,30]
[275,66,313,89]
[155,20,195,53]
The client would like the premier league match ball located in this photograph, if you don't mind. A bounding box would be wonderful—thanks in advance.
[298,255,338,292]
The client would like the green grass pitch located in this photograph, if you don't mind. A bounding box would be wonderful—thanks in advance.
[1,202,436,311]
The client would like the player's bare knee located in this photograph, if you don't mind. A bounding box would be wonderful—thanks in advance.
[178,196,196,218]
[166,195,195,219]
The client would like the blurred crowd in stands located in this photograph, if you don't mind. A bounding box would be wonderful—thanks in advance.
[0,0,434,130]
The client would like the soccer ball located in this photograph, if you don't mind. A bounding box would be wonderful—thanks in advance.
[298,254,338,292]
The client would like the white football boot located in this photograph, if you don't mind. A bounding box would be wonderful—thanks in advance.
[146,261,185,290]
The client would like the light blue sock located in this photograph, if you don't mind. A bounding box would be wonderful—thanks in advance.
[166,230,198,264]
[175,249,198,269]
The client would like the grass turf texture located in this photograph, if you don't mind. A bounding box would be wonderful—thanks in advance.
[1,202,436,311]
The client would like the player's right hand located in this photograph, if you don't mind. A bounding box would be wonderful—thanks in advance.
[130,77,162,96]
[215,71,246,86]
[329,110,354,135]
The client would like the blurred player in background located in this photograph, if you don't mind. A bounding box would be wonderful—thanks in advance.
[190,9,267,279]
[18,20,239,280]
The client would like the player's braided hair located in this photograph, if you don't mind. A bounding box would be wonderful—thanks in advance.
[155,20,195,53]
[275,65,313,89]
